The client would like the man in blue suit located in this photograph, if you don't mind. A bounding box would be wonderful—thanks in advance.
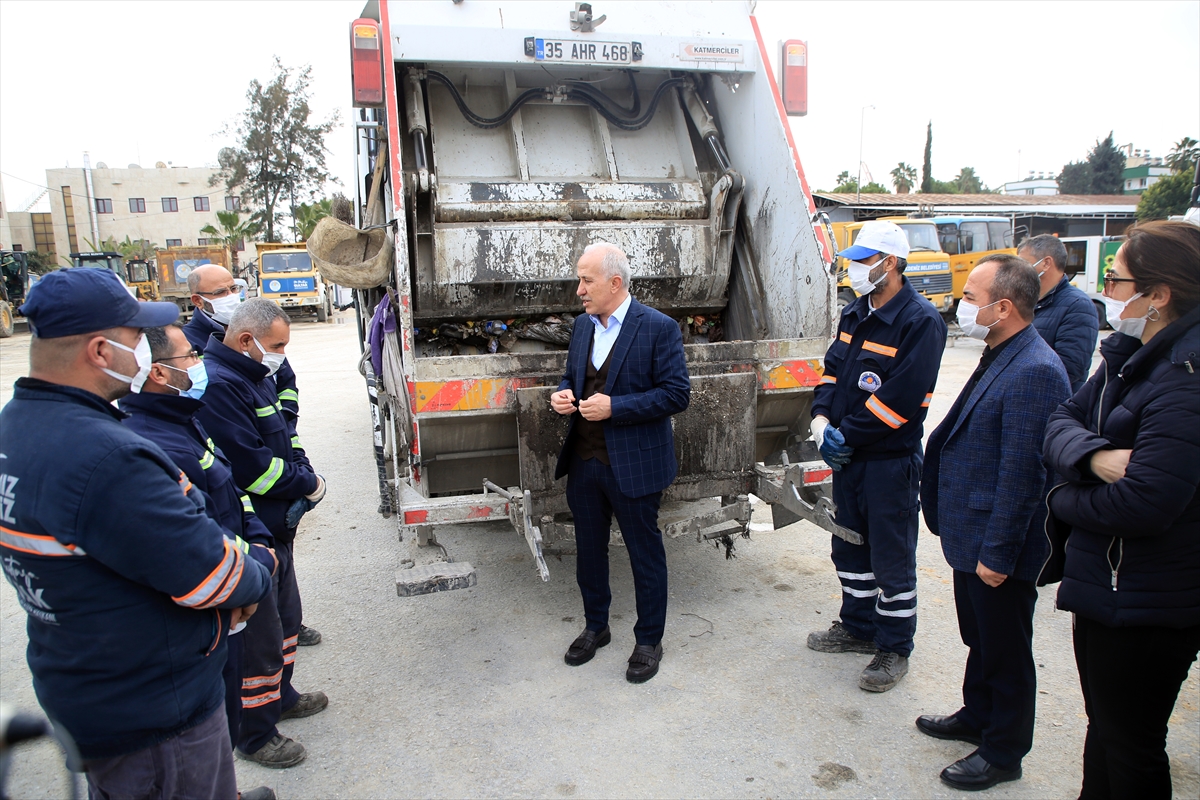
[551,242,691,683]
[919,255,1071,791]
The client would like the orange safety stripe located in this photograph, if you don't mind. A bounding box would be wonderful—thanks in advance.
[171,540,238,609]
[242,689,282,709]
[838,332,853,344]
[178,470,193,495]
[861,341,898,358]
[0,526,87,557]
[866,395,907,429]
[282,634,298,649]
[820,375,837,385]
[283,652,296,665]
[242,669,283,689]
[921,393,933,408]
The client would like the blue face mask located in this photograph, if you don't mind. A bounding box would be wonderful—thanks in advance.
[163,361,209,400]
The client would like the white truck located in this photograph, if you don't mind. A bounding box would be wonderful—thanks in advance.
[311,0,852,595]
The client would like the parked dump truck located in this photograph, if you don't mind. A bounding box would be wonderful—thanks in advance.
[155,245,234,316]
[933,216,1016,301]
[256,242,332,322]
[310,0,853,595]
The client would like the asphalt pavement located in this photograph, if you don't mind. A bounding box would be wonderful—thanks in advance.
[1,318,1196,799]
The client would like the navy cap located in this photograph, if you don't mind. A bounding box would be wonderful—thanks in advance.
[19,267,180,338]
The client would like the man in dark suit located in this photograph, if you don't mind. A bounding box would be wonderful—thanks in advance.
[550,242,691,683]
[919,255,1071,791]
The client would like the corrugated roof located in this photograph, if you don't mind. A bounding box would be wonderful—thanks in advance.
[814,192,1135,208]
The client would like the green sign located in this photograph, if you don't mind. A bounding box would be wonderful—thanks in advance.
[1099,240,1122,293]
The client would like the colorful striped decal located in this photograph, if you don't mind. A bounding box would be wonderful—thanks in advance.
[759,360,824,390]
[413,378,538,413]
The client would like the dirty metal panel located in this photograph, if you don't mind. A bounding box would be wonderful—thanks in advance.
[435,180,707,222]
[519,103,607,180]
[422,220,722,319]
[427,81,519,180]
[674,372,757,478]
[515,386,570,494]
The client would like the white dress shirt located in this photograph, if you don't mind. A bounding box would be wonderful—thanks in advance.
[590,294,633,369]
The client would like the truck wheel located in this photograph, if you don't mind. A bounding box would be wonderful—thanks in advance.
[0,301,13,338]
[1094,299,1109,330]
[317,299,329,323]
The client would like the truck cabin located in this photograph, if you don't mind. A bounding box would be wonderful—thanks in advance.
[126,259,153,284]
[71,251,129,283]
[934,217,1014,256]
[0,251,30,304]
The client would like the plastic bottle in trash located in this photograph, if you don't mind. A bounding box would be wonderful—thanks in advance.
[484,320,508,335]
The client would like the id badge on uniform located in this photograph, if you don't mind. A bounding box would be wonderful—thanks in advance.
[858,371,882,393]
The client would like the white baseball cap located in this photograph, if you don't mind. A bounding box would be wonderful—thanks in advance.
[838,220,910,261]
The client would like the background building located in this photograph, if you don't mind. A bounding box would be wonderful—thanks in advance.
[1002,172,1060,195]
[43,160,254,266]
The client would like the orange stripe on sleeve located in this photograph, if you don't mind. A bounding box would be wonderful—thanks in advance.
[866,395,907,429]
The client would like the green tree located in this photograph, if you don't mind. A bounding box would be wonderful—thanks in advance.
[1166,136,1199,173]
[116,235,159,262]
[1088,132,1126,194]
[890,162,917,194]
[213,58,340,243]
[920,122,933,193]
[1057,161,1092,194]
[828,171,889,194]
[953,167,983,194]
[926,178,959,194]
[82,235,122,253]
[294,198,332,241]
[200,211,262,274]
[1135,170,1192,221]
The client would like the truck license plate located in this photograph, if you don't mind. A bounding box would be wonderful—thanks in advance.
[530,38,632,65]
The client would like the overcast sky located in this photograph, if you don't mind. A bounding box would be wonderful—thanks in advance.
[2,0,1197,213]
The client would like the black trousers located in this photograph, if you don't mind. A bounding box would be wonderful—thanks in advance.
[566,454,668,646]
[1074,614,1200,800]
[953,569,1038,771]
[237,540,302,753]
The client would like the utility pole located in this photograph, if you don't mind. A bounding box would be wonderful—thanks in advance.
[857,105,875,203]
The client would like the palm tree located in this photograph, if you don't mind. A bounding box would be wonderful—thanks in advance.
[200,211,261,274]
[116,236,159,262]
[954,166,983,194]
[890,163,917,194]
[1166,137,1199,173]
[293,198,333,241]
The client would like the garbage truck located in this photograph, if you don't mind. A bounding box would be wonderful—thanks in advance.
[310,0,853,595]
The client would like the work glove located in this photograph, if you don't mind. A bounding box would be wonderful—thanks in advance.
[818,426,854,471]
[285,474,326,529]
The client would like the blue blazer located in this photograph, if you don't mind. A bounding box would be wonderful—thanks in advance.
[554,298,691,498]
[921,325,1071,582]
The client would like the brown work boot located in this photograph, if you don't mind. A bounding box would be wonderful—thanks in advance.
[236,734,306,769]
[279,691,328,720]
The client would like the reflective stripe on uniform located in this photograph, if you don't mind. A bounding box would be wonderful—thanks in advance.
[0,526,87,557]
[879,589,916,603]
[820,375,837,385]
[198,450,215,470]
[233,536,250,554]
[278,389,299,403]
[240,494,254,513]
[242,689,282,708]
[921,392,933,408]
[178,471,194,494]
[861,340,898,358]
[839,332,853,344]
[254,404,280,418]
[290,435,303,450]
[865,395,907,429]
[242,669,282,689]
[247,457,285,494]
[282,634,298,650]
[842,586,880,598]
[875,605,917,618]
[171,539,244,609]
[837,570,875,581]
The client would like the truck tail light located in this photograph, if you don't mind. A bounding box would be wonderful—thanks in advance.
[781,39,807,116]
[351,18,383,107]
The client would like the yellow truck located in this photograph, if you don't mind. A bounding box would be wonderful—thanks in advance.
[933,216,1016,300]
[831,218,953,313]
[256,242,332,322]
[155,245,234,316]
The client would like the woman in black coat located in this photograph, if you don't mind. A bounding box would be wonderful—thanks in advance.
[1042,220,1200,799]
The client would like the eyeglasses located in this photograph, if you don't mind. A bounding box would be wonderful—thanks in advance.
[196,285,238,298]
[155,349,202,363]
[1102,269,1138,294]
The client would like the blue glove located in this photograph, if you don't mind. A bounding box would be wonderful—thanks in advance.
[819,426,854,471]
[285,474,325,528]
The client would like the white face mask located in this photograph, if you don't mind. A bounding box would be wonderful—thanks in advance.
[956,300,1001,340]
[103,334,152,392]
[847,256,890,296]
[245,336,287,377]
[1102,292,1147,338]
[209,294,243,325]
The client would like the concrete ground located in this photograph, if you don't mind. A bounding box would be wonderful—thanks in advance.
[1,317,1196,799]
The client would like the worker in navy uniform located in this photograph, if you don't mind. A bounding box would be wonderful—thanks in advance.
[550,242,691,684]
[1018,234,1100,394]
[185,263,321,647]
[0,268,273,799]
[198,298,328,768]
[807,220,948,692]
[120,324,280,800]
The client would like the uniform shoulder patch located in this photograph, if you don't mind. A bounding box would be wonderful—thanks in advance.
[858,371,882,393]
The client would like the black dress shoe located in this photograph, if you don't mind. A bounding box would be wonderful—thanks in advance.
[625,643,663,683]
[564,626,611,666]
[940,751,1021,791]
[916,713,983,746]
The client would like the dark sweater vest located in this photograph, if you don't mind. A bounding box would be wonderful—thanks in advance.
[574,340,614,464]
